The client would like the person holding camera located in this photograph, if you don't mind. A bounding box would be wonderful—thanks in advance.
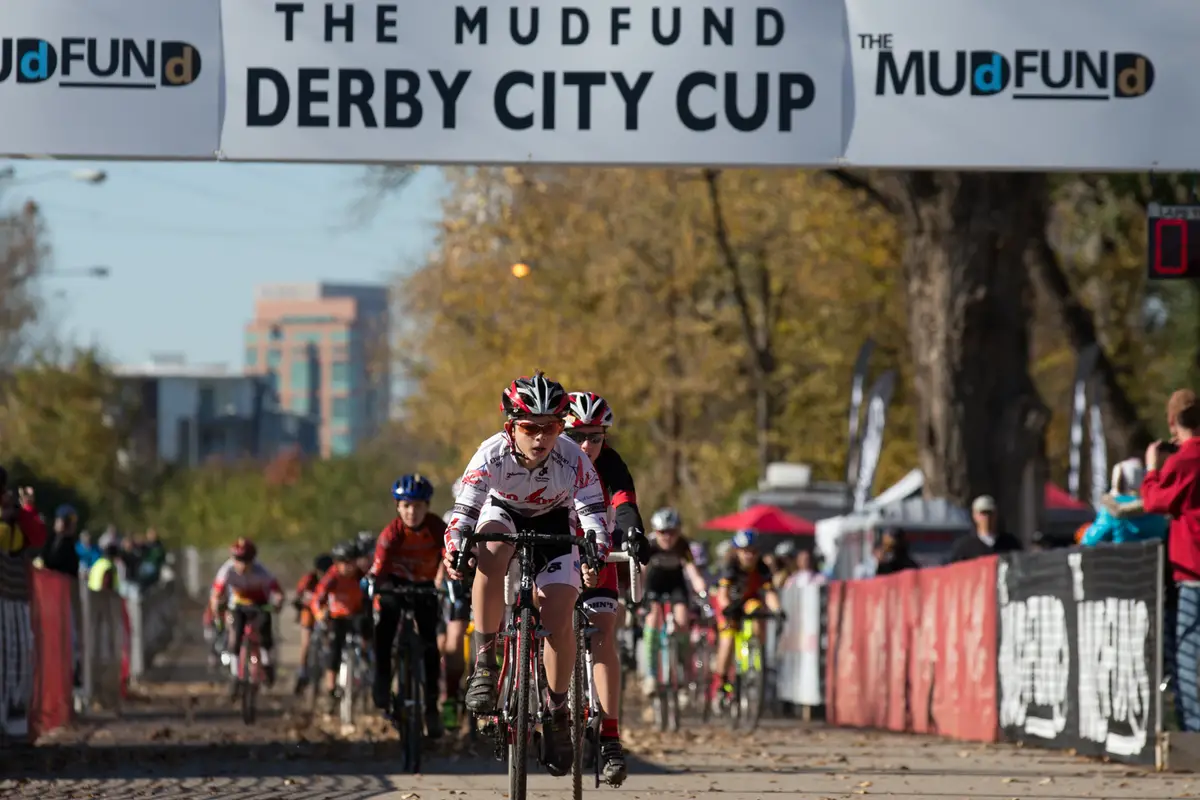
[1142,389,1200,731]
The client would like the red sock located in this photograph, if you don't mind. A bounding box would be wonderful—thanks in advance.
[600,717,620,739]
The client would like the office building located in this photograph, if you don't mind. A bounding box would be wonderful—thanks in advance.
[114,354,319,467]
[244,282,391,457]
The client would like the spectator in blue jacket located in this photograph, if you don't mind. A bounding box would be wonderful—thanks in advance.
[1082,458,1168,545]
[75,529,101,572]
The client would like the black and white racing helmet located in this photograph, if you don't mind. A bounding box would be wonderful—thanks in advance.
[501,371,569,418]
[651,507,682,532]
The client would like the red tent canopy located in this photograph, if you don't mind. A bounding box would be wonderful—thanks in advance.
[1044,482,1090,511]
[704,504,816,535]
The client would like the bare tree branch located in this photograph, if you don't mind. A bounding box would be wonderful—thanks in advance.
[826,170,901,215]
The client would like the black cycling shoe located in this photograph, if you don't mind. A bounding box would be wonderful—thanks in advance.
[600,738,628,786]
[543,706,574,777]
[464,666,499,714]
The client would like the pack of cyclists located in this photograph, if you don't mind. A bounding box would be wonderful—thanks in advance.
[205,371,796,788]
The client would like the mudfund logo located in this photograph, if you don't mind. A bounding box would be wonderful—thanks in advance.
[0,38,201,88]
[857,34,1153,100]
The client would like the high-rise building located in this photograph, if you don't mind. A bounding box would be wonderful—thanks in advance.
[244,282,391,457]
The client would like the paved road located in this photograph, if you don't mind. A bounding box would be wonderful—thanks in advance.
[3,602,1197,799]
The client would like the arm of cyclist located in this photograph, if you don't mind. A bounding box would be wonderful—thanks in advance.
[683,560,709,600]
[607,455,652,565]
[369,517,402,579]
[313,567,334,621]
[442,446,493,577]
[572,451,612,562]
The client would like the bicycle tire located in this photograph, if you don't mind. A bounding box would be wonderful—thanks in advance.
[307,635,323,713]
[570,610,586,800]
[746,641,767,731]
[408,640,425,774]
[338,660,354,726]
[509,607,533,800]
[394,646,412,770]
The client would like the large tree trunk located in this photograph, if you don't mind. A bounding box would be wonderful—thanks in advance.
[898,172,1050,543]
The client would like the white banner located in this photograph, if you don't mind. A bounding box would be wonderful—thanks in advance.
[218,0,846,165]
[842,0,1200,171]
[775,579,822,707]
[0,0,221,159]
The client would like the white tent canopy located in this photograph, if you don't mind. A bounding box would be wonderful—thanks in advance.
[815,469,971,569]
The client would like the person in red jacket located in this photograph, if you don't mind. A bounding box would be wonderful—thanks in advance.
[369,474,446,738]
[1142,389,1200,731]
[313,541,367,713]
[564,391,650,786]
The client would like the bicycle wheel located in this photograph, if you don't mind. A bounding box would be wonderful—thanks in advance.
[693,635,713,723]
[569,610,586,800]
[338,658,354,726]
[744,641,767,731]
[240,645,258,725]
[307,634,324,713]
[509,608,533,800]
[407,638,425,774]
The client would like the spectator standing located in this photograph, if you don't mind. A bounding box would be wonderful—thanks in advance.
[75,530,101,574]
[137,528,166,586]
[0,471,48,739]
[1082,458,1168,546]
[875,528,920,576]
[948,495,1022,564]
[37,505,82,577]
[783,548,826,590]
[1141,389,1200,732]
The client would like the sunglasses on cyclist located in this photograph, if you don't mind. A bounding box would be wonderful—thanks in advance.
[566,431,605,446]
[513,419,564,437]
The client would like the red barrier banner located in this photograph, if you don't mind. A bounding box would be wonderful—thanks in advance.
[29,569,74,739]
[826,556,999,742]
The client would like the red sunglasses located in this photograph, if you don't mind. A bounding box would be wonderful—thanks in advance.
[513,419,564,437]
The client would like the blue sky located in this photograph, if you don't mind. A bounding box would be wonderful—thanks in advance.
[3,160,446,366]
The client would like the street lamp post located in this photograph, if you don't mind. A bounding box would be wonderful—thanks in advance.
[0,166,108,187]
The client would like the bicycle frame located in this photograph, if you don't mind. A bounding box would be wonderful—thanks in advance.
[455,529,598,800]
[375,580,441,773]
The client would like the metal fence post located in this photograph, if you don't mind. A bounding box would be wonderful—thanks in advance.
[1157,539,1166,769]
[126,585,144,682]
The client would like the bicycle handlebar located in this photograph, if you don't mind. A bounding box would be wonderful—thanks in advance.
[453,529,602,574]
[373,581,441,597]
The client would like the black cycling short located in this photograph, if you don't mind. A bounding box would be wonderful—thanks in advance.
[645,567,689,602]
[326,615,369,672]
[483,500,574,570]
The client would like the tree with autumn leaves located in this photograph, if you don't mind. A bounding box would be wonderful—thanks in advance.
[390,166,1197,539]
[391,166,915,524]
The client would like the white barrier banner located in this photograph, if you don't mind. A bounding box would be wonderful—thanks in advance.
[0,0,221,159]
[775,580,822,707]
[218,0,846,165]
[842,0,1200,171]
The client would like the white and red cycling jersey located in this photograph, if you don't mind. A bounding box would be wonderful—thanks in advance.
[445,431,611,553]
[210,558,282,608]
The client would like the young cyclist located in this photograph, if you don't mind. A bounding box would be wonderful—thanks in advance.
[294,552,334,693]
[439,503,472,732]
[713,529,781,699]
[370,473,447,738]
[209,538,283,697]
[564,390,650,786]
[641,507,710,697]
[313,541,367,712]
[442,372,610,777]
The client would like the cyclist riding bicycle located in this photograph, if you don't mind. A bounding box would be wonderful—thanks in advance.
[565,390,650,786]
[439,503,472,732]
[294,552,334,692]
[641,507,710,696]
[314,540,368,712]
[712,529,781,699]
[442,371,611,778]
[209,538,283,697]
[370,473,447,739]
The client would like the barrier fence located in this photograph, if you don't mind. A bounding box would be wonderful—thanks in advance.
[0,559,182,745]
[774,540,1165,767]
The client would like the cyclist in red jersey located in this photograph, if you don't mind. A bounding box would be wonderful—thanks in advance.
[565,391,650,786]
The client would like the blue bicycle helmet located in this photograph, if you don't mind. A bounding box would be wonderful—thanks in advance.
[392,473,434,503]
[732,529,756,549]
